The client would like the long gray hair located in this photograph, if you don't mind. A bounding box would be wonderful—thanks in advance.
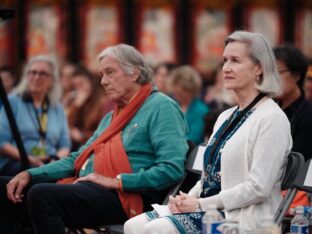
[225,31,281,97]
[97,44,153,84]
[13,55,62,106]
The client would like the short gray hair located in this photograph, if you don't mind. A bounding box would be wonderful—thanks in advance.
[97,44,153,84]
[225,31,281,97]
[13,55,61,106]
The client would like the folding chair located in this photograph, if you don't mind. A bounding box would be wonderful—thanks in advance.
[274,151,305,225]
[162,143,204,204]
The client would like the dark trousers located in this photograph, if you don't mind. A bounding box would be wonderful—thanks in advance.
[0,176,128,234]
[0,158,20,176]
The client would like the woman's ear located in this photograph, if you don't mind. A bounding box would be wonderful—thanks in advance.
[255,63,263,77]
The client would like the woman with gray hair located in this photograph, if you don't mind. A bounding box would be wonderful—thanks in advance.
[168,65,209,145]
[0,55,71,176]
[0,44,187,233]
[124,31,292,234]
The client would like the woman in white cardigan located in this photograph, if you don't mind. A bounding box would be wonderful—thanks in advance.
[124,31,292,234]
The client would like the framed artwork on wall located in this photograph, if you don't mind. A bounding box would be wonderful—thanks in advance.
[0,20,13,66]
[295,5,312,59]
[0,0,17,67]
[79,0,124,72]
[135,0,177,67]
[26,0,67,63]
[190,0,231,77]
[244,0,282,46]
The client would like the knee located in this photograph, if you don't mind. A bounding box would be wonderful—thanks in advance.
[124,214,149,234]
[142,218,177,234]
[27,184,50,207]
[124,219,137,234]
[142,221,162,234]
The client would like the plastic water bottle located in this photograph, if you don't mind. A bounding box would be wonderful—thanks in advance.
[303,206,312,233]
[256,215,281,234]
[201,204,224,234]
[290,206,309,234]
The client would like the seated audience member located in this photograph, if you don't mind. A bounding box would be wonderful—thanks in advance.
[273,45,312,161]
[273,45,312,215]
[67,66,109,151]
[0,65,17,110]
[0,44,188,233]
[124,31,292,234]
[0,55,71,176]
[153,62,177,95]
[204,64,237,111]
[168,65,209,145]
[304,65,312,102]
[0,65,16,94]
[59,62,76,113]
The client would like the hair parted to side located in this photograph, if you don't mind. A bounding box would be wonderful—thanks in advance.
[13,55,61,106]
[97,44,153,84]
[225,31,281,97]
[169,65,202,98]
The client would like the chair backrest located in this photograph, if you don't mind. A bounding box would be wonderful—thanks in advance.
[281,152,305,190]
[294,158,312,193]
[274,151,305,225]
[162,144,204,204]
[185,143,206,175]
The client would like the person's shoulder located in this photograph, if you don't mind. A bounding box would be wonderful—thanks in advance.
[7,94,24,107]
[97,111,113,129]
[8,93,21,102]
[49,102,66,114]
[293,99,312,126]
[192,98,209,111]
[147,91,178,106]
[301,99,312,113]
[257,98,289,121]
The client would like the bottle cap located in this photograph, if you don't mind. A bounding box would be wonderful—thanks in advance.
[295,206,304,214]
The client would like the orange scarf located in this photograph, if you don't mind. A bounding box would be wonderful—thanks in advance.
[58,83,152,218]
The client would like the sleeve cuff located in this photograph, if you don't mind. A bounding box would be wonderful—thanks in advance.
[198,194,224,212]
[27,168,45,183]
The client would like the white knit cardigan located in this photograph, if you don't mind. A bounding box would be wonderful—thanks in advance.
[188,98,292,233]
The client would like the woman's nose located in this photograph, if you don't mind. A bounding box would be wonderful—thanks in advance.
[223,63,231,73]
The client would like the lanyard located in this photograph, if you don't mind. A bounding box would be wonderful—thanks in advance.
[27,98,49,142]
[207,93,265,165]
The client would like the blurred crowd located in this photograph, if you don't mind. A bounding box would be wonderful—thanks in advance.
[1,49,312,158]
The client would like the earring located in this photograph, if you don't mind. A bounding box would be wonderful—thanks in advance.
[256,75,262,84]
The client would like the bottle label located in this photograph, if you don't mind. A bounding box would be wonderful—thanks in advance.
[290,224,308,234]
[209,221,224,234]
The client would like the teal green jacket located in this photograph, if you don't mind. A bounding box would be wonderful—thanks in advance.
[28,91,188,191]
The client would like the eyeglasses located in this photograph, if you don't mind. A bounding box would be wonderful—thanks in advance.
[27,70,51,78]
[278,69,290,74]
